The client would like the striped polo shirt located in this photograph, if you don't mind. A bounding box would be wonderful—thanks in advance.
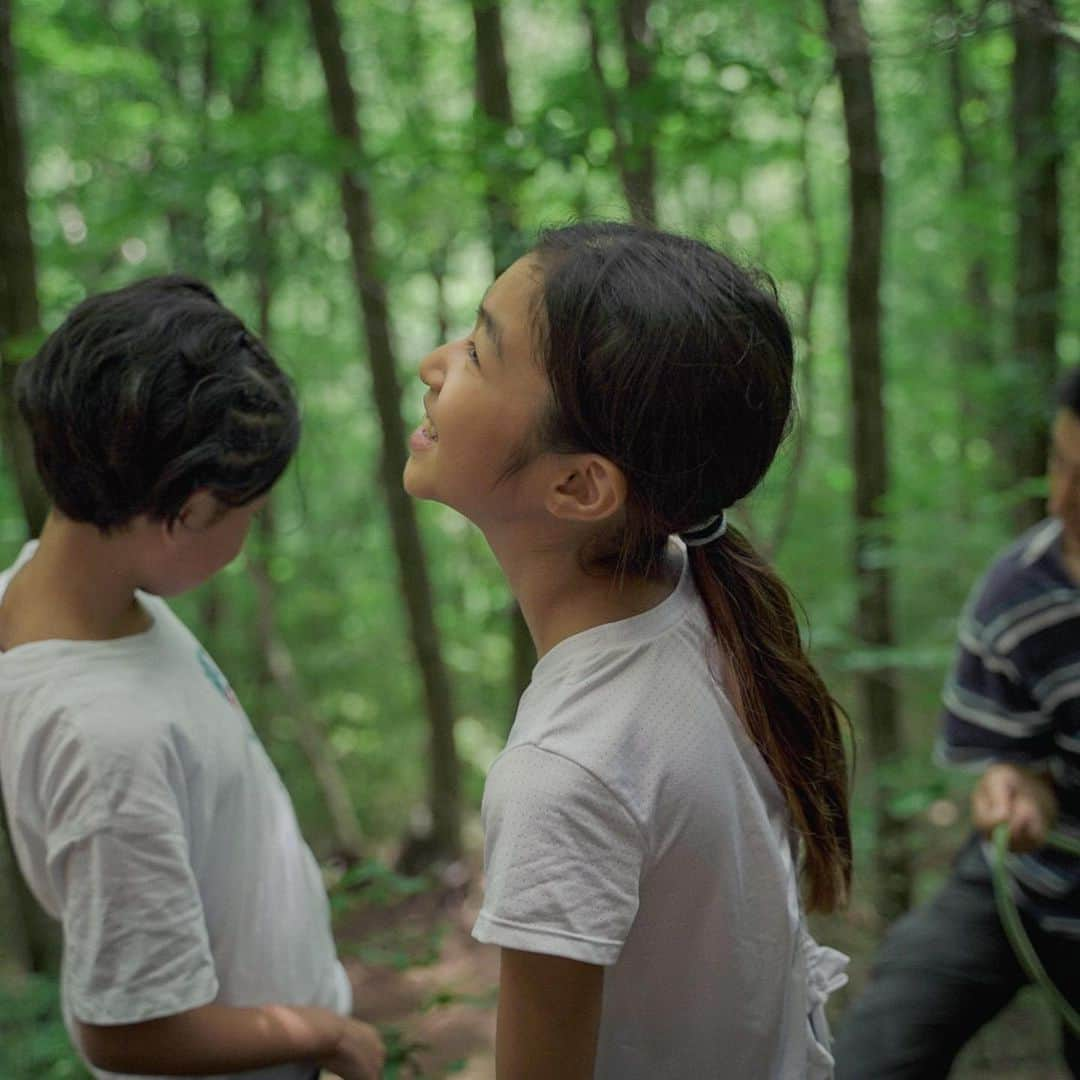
[939,517,1080,937]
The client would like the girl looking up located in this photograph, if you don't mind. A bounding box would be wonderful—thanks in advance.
[404,222,851,1080]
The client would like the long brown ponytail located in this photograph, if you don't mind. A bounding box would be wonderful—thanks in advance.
[530,222,852,913]
[690,529,851,911]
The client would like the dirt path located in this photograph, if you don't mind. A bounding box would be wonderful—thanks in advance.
[336,871,498,1079]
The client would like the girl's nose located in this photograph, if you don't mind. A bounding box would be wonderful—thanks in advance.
[419,343,446,389]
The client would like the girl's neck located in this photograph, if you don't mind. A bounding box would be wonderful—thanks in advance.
[0,514,149,647]
[486,526,678,659]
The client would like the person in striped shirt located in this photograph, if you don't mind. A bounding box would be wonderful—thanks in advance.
[835,368,1080,1079]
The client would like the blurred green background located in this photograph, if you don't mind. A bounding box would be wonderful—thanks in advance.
[0,0,1077,1075]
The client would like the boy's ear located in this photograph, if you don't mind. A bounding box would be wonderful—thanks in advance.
[545,454,626,524]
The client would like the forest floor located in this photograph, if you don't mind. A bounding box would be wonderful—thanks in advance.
[330,851,1071,1080]
[333,857,498,1080]
[0,852,1069,1079]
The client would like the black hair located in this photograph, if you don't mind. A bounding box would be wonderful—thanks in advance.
[529,222,851,912]
[16,274,299,530]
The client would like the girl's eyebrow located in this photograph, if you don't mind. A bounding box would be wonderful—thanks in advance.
[476,303,504,362]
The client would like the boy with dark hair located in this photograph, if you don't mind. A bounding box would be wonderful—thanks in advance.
[0,276,384,1080]
[835,368,1080,1078]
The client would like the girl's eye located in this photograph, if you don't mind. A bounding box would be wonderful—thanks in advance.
[465,339,480,365]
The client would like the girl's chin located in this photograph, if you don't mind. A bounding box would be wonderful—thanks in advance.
[402,459,435,499]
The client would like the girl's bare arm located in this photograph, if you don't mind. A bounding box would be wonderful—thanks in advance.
[496,948,604,1080]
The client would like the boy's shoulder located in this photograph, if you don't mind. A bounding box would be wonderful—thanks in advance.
[967,520,1069,627]
[0,636,218,846]
[0,599,197,777]
[2,652,171,767]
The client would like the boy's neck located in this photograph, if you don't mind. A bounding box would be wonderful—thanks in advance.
[484,524,678,661]
[1060,525,1080,585]
[0,512,151,648]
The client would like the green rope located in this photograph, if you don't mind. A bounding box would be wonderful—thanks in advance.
[991,823,1080,1037]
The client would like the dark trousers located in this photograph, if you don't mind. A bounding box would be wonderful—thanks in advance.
[834,839,1080,1079]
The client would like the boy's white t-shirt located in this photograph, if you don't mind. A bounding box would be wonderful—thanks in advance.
[0,544,350,1080]
[473,541,848,1079]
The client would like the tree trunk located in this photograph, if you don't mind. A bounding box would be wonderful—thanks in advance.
[1,798,42,971]
[615,0,657,225]
[0,791,59,972]
[470,0,535,710]
[0,0,60,973]
[1010,0,1060,530]
[0,0,48,536]
[944,0,997,487]
[432,247,451,345]
[471,0,524,275]
[249,509,366,861]
[307,0,461,861]
[769,88,824,559]
[823,0,910,922]
[227,0,364,860]
[0,800,31,970]
[187,18,221,645]
[580,0,657,226]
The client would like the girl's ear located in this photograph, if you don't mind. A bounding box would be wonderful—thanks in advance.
[545,454,626,524]
[166,490,220,539]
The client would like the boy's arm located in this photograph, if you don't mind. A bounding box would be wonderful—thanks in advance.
[495,948,603,1080]
[77,1003,384,1079]
[939,596,1060,852]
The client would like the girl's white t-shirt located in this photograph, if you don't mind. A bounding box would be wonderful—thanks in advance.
[0,544,350,1080]
[473,542,847,1079]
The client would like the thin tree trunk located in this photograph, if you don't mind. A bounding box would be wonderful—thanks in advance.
[1,789,59,973]
[254,194,273,338]
[1,798,35,971]
[0,0,60,973]
[235,0,363,860]
[432,247,451,345]
[193,15,223,661]
[580,0,657,226]
[471,0,524,275]
[470,0,535,710]
[944,0,996,474]
[615,0,657,225]
[769,88,824,559]
[249,509,366,861]
[234,0,365,859]
[1010,0,1060,530]
[0,0,48,536]
[824,0,910,922]
[307,0,461,862]
[157,12,214,276]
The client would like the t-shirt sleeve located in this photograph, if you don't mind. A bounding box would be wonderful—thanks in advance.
[472,744,645,967]
[938,606,1053,769]
[40,717,219,1024]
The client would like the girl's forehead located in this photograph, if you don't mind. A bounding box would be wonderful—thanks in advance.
[481,258,545,356]
[486,255,544,308]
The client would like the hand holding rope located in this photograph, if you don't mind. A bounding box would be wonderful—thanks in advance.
[991,823,1080,1037]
